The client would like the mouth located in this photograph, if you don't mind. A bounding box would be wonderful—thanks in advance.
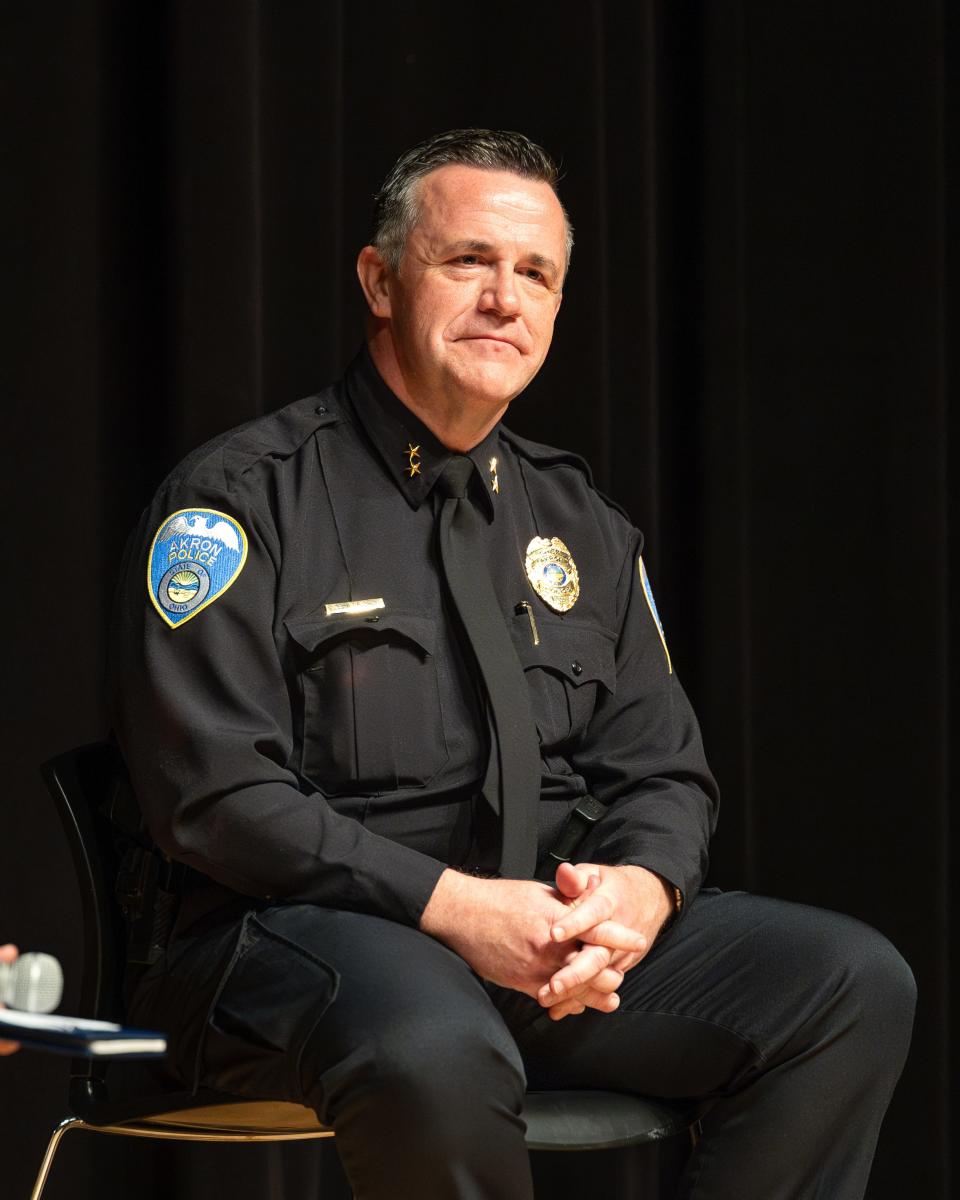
[459,335,522,351]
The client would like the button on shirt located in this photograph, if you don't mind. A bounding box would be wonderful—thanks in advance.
[110,349,719,930]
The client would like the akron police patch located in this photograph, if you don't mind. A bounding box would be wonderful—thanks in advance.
[638,556,673,675]
[148,508,248,628]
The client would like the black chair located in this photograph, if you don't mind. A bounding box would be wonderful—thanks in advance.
[30,742,694,1199]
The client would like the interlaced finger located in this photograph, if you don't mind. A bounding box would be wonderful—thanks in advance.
[537,943,615,1006]
[548,988,621,1020]
[577,919,647,954]
[546,942,611,997]
[538,965,624,1008]
[550,890,615,942]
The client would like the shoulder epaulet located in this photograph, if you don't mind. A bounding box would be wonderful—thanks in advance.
[499,426,594,478]
[164,385,343,495]
[499,425,631,522]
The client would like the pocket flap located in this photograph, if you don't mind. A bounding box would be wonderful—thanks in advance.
[286,611,437,658]
[512,620,617,693]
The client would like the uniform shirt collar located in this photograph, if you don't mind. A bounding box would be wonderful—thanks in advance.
[345,346,501,518]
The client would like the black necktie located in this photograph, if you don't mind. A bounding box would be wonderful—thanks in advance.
[436,455,540,878]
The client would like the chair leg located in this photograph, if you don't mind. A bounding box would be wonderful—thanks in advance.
[30,1116,84,1200]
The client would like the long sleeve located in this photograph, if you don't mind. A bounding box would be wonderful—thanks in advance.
[109,480,446,928]
[570,533,719,905]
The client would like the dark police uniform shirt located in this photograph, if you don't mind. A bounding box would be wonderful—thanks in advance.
[110,349,718,931]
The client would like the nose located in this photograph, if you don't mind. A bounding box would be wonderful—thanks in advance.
[478,263,521,317]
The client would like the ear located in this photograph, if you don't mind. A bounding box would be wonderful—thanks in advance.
[356,245,393,318]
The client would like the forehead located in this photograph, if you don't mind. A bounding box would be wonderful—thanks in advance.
[411,165,566,255]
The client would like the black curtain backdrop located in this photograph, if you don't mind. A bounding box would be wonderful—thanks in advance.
[1,3,954,1198]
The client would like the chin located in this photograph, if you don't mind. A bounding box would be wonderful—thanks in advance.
[460,375,527,411]
[450,359,533,407]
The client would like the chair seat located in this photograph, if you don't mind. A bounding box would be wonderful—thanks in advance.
[522,1091,691,1151]
[136,1099,329,1136]
[109,1090,691,1151]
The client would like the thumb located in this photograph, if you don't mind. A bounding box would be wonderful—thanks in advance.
[554,862,599,900]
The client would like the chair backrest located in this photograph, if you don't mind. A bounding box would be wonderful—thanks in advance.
[40,742,132,1091]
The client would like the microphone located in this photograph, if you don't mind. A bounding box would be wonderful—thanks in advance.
[0,952,64,1013]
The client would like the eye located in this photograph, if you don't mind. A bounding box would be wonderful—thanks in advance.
[520,265,554,287]
[453,254,482,266]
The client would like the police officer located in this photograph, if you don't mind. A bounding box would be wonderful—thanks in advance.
[112,129,915,1199]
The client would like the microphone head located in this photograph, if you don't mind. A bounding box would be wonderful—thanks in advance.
[1,952,64,1013]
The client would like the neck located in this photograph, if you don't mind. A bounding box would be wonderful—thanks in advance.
[366,326,507,452]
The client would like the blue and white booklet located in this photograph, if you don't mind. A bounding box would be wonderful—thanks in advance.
[0,1010,167,1058]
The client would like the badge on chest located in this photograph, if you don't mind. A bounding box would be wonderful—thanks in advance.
[524,536,580,613]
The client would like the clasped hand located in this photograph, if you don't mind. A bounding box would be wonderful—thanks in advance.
[536,862,674,1020]
[420,862,674,1022]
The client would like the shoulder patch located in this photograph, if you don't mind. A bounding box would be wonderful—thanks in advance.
[638,556,672,674]
[147,508,248,628]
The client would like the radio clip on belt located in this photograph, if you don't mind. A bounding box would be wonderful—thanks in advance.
[541,794,607,875]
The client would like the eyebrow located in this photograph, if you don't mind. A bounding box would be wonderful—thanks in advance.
[441,239,560,278]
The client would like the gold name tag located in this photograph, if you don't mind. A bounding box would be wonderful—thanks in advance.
[323,597,386,617]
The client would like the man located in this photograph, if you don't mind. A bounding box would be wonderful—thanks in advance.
[112,129,915,1198]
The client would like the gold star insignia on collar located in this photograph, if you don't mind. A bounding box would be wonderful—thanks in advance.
[405,443,422,478]
[488,456,500,494]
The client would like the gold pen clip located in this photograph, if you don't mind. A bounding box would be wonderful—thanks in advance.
[515,600,540,646]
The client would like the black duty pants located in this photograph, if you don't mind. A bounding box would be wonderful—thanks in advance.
[129,890,916,1200]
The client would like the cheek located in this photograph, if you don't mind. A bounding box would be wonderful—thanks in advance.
[444,301,484,334]
[422,311,454,352]
[398,303,443,355]
[529,308,558,353]
[417,294,464,343]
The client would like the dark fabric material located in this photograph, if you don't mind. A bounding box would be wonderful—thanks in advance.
[505,892,918,1200]
[437,455,541,877]
[108,350,718,938]
[132,905,535,1200]
[129,890,916,1200]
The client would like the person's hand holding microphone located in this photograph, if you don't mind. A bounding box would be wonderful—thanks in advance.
[0,944,20,1055]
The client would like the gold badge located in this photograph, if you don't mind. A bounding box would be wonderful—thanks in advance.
[405,443,422,478]
[525,536,579,612]
[489,456,500,494]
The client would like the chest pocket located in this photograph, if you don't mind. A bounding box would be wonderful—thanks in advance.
[285,612,448,796]
[512,619,617,751]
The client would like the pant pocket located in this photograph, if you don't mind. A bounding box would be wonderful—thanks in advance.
[196,908,340,1103]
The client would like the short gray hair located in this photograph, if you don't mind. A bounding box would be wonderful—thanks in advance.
[371,128,574,277]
